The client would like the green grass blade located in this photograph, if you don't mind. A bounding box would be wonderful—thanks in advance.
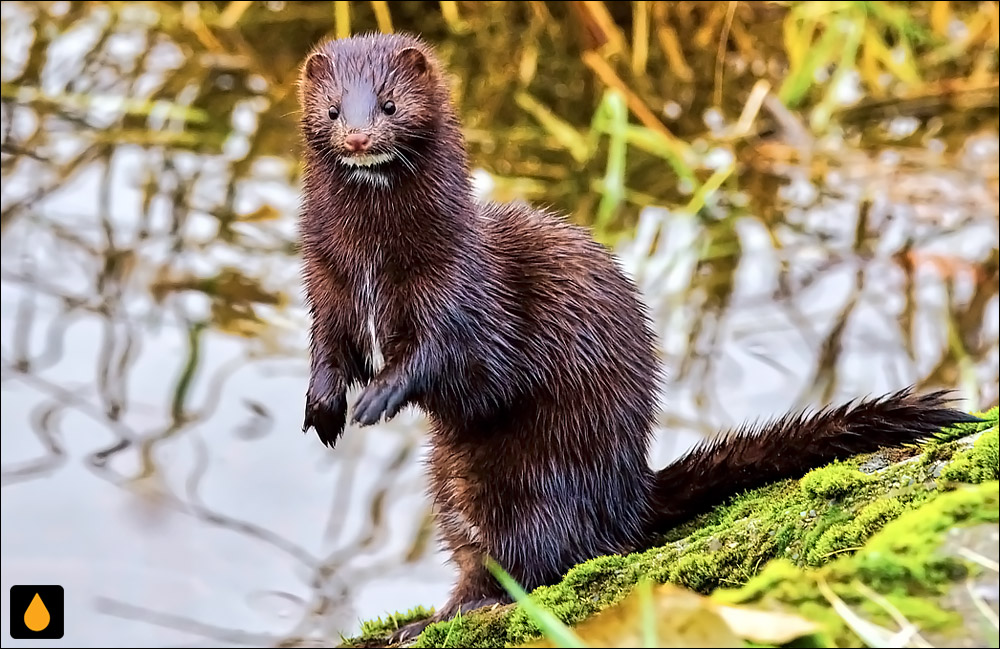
[778,15,844,107]
[684,162,734,216]
[595,89,628,231]
[637,580,658,649]
[515,91,591,163]
[486,558,587,648]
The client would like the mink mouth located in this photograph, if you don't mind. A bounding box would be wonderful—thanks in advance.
[338,152,395,169]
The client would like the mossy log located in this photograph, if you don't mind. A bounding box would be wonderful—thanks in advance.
[349,406,999,648]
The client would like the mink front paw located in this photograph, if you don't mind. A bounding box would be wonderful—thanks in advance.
[352,371,411,426]
[303,368,347,448]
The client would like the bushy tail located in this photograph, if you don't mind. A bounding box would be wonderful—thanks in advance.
[650,387,981,535]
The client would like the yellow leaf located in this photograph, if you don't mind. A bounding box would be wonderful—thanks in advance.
[522,583,819,648]
[717,604,821,645]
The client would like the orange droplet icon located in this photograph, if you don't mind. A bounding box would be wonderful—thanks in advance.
[24,592,51,632]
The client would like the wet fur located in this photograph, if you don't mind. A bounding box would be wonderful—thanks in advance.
[296,32,980,644]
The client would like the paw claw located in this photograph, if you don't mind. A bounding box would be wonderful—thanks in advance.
[304,369,347,447]
[389,618,432,645]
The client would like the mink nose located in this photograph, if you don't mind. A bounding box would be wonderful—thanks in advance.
[344,133,371,153]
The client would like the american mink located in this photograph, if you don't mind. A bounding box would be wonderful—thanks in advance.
[296,32,978,643]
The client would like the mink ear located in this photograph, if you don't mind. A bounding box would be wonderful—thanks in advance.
[302,51,333,82]
[395,47,429,77]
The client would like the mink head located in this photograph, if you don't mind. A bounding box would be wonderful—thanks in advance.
[297,33,452,179]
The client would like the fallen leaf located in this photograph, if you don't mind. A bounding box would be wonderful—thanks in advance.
[523,583,740,648]
[717,603,820,645]
[522,582,821,648]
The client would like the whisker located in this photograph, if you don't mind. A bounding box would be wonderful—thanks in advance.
[393,147,419,176]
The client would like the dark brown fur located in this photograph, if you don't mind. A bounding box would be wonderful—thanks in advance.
[296,32,979,643]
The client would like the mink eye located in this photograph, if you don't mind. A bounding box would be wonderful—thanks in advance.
[381,100,396,115]
[328,106,340,120]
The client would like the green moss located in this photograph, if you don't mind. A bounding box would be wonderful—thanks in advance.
[940,424,999,484]
[805,498,906,566]
[853,481,998,590]
[862,594,957,633]
[800,462,871,499]
[358,606,435,642]
[414,607,512,649]
[719,482,998,646]
[346,408,1000,648]
[930,405,998,445]
[918,406,998,471]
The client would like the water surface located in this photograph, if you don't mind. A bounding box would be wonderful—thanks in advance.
[2,2,997,646]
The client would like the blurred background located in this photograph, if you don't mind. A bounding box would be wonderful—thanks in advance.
[1,1,997,647]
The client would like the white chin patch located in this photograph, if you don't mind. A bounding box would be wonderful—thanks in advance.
[340,153,394,168]
[347,167,391,189]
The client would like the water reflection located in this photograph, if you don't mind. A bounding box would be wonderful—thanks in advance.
[2,2,997,647]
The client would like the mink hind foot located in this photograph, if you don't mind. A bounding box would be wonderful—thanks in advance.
[388,595,508,645]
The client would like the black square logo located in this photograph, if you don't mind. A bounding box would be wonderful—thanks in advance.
[9,585,64,639]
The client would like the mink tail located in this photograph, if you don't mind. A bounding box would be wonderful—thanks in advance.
[649,387,981,535]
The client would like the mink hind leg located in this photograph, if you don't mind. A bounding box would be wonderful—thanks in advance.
[389,546,508,644]
[389,480,510,643]
[440,545,510,615]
